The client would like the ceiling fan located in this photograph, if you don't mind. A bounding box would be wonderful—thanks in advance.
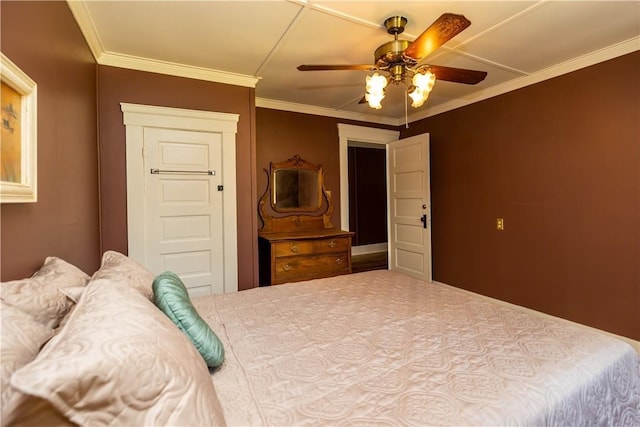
[297,14,487,109]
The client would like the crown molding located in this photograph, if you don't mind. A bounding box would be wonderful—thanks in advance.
[255,98,399,126]
[66,0,258,88]
[66,0,103,61]
[99,52,259,88]
[408,37,640,122]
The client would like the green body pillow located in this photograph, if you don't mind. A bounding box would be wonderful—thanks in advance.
[153,272,224,368]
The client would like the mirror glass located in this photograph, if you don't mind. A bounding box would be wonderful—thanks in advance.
[272,168,321,212]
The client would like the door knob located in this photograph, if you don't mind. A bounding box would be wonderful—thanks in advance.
[420,214,427,229]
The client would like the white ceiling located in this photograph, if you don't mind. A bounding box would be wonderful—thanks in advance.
[68,0,640,126]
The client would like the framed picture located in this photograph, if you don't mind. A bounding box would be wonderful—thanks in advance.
[1,52,37,203]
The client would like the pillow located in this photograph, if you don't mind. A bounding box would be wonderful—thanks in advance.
[57,286,86,304]
[92,250,155,299]
[153,271,225,368]
[1,257,90,328]
[55,287,88,333]
[0,301,54,414]
[1,395,74,427]
[10,278,227,427]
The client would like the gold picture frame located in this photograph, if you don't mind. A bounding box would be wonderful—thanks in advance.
[1,52,37,203]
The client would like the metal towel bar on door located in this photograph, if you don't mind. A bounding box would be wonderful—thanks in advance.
[150,168,215,175]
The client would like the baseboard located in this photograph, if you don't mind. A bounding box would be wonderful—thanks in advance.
[352,243,387,256]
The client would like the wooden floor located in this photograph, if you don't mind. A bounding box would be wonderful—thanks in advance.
[352,251,388,273]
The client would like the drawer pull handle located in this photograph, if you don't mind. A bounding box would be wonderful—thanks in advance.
[335,257,344,265]
[283,264,291,271]
[290,244,299,253]
[328,240,337,248]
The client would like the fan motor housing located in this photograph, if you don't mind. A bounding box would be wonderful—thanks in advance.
[374,40,411,69]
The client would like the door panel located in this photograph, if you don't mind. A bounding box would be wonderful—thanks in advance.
[394,198,423,219]
[395,223,424,246]
[144,127,224,297]
[160,215,211,241]
[156,139,211,171]
[395,171,424,191]
[162,251,212,275]
[395,248,425,274]
[159,179,210,201]
[158,142,210,168]
[388,134,432,281]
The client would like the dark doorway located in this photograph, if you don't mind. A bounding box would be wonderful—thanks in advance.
[348,146,387,247]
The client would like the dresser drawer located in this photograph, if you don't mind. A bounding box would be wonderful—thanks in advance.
[312,237,351,254]
[274,253,349,282]
[273,237,350,257]
[273,240,314,257]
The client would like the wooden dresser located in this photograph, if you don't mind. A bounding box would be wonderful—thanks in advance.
[258,155,352,286]
[259,229,354,286]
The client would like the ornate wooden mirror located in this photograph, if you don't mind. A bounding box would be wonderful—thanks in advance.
[272,163,322,213]
[259,155,334,233]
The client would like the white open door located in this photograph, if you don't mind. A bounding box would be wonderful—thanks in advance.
[388,133,432,281]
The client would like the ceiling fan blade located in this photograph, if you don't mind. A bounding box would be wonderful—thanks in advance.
[297,64,377,71]
[403,13,471,61]
[423,65,487,85]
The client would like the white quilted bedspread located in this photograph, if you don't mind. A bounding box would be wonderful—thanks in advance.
[193,270,640,426]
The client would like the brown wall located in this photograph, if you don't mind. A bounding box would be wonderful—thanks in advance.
[97,66,258,290]
[1,1,100,279]
[255,108,395,229]
[401,51,640,340]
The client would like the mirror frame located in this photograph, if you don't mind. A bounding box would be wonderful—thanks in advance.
[258,155,335,233]
[271,156,323,213]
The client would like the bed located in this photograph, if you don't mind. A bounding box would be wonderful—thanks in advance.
[194,269,640,426]
[2,252,639,426]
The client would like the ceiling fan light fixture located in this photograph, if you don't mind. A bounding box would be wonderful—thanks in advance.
[408,86,428,108]
[366,72,388,92]
[408,70,436,108]
[365,72,388,109]
[365,92,384,109]
[413,70,436,92]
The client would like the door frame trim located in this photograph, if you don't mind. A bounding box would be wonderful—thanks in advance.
[121,103,239,293]
[337,124,399,232]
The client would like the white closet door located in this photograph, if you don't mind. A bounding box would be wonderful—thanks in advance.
[144,127,224,297]
[122,103,239,295]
